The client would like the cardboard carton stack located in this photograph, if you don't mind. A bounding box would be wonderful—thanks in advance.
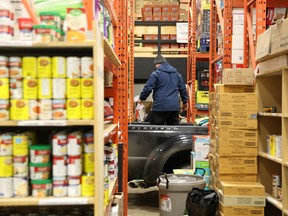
[141,2,179,21]
[209,68,266,215]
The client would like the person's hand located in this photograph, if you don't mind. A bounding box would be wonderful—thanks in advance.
[182,103,187,110]
[138,99,142,104]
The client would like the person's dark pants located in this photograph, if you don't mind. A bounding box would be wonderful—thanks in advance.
[149,111,179,125]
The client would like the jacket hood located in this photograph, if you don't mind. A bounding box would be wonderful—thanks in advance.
[157,62,177,73]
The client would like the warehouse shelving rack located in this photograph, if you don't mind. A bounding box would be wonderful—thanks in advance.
[187,0,210,123]
[129,0,135,123]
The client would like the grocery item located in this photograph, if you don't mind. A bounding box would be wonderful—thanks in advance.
[52,131,67,156]
[30,145,51,163]
[0,100,9,121]
[0,156,13,177]
[83,131,94,153]
[10,99,29,120]
[18,18,33,41]
[0,177,13,198]
[22,57,37,77]
[29,99,40,120]
[52,56,66,78]
[13,133,29,156]
[66,8,87,42]
[0,133,12,156]
[67,155,82,176]
[13,177,28,197]
[81,78,93,98]
[81,174,94,197]
[52,156,67,177]
[83,153,94,173]
[81,99,94,119]
[52,78,66,99]
[67,78,81,98]
[23,78,38,99]
[80,57,93,77]
[67,176,81,197]
[33,25,57,42]
[31,179,52,197]
[52,99,66,120]
[13,156,28,177]
[38,78,52,99]
[67,131,82,156]
[30,162,51,180]
[37,56,52,78]
[53,177,67,197]
[39,99,52,120]
[39,11,61,29]
[9,78,23,99]
[0,78,9,99]
[67,99,81,120]
[67,57,80,77]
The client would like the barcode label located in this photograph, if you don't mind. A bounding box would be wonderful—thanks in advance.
[250,210,263,214]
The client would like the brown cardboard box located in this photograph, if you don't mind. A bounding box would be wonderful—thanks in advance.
[216,137,257,148]
[222,68,254,85]
[216,102,257,111]
[219,181,265,196]
[153,14,161,21]
[179,3,188,10]
[216,146,258,156]
[258,54,288,74]
[270,18,288,56]
[216,173,258,182]
[215,84,255,93]
[219,202,264,216]
[153,5,162,14]
[216,129,257,139]
[143,14,153,21]
[216,93,257,103]
[179,13,188,21]
[216,155,257,174]
[161,14,170,21]
[216,110,257,120]
[215,118,257,130]
[255,27,272,62]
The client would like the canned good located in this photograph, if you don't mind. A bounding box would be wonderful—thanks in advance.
[278,187,282,201]
[272,173,281,186]
[0,78,9,99]
[13,177,28,197]
[0,56,8,66]
[33,25,57,42]
[8,56,21,67]
[9,78,23,99]
[9,67,22,78]
[18,18,33,41]
[67,155,82,176]
[23,78,38,99]
[52,56,66,78]
[81,78,93,98]
[83,153,94,173]
[53,177,67,197]
[29,99,40,120]
[67,176,81,197]
[83,132,94,153]
[67,131,82,156]
[13,156,28,177]
[0,26,12,41]
[10,99,29,120]
[52,78,66,99]
[67,57,80,77]
[52,156,67,177]
[52,99,66,120]
[81,99,94,120]
[22,57,37,77]
[0,177,13,198]
[104,162,108,177]
[80,57,93,78]
[81,174,94,197]
[0,66,8,77]
[0,156,13,177]
[0,133,12,156]
[31,179,52,197]
[13,133,29,156]
[38,78,52,99]
[37,57,51,78]
[39,99,52,120]
[272,185,278,198]
[39,12,61,29]
[52,131,67,156]
[30,162,51,180]
[67,99,81,120]
[0,100,9,121]
[30,145,51,163]
[67,78,81,98]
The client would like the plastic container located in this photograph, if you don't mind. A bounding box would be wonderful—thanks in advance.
[30,145,51,163]
[30,162,51,180]
[31,179,52,197]
[157,173,206,216]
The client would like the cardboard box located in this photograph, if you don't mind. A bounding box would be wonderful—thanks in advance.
[214,84,253,94]
[215,119,257,129]
[161,34,170,40]
[161,14,170,21]
[219,202,264,216]
[222,68,254,85]
[153,14,161,21]
[216,129,257,139]
[216,146,258,156]
[216,93,257,102]
[270,18,288,56]
[152,5,162,14]
[218,192,266,207]
[255,27,272,62]
[216,173,258,182]
[232,35,244,50]
[258,54,288,74]
[216,102,257,111]
[216,110,257,120]
[233,24,244,35]
[232,49,244,64]
[112,192,124,216]
[192,135,210,160]
[216,137,257,148]
[219,181,265,196]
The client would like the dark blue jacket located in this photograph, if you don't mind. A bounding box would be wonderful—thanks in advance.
[139,62,188,111]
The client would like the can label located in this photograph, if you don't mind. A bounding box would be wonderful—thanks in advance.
[52,56,66,78]
[38,78,52,99]
[52,99,66,120]
[30,149,51,164]
[9,67,22,78]
[10,78,23,99]
[272,185,278,198]
[81,175,94,197]
[29,99,40,120]
[83,132,94,153]
[30,165,51,180]
[81,78,94,98]
[0,133,12,156]
[13,134,29,156]
[67,155,82,176]
[8,56,21,68]
[13,177,28,197]
[272,173,281,186]
[10,99,29,120]
[81,99,94,119]
[13,156,28,177]
[53,177,68,197]
[39,99,52,120]
[22,57,37,77]
[0,100,9,121]
[80,57,93,78]
[52,78,66,99]
[0,66,8,78]
[67,78,81,98]
[23,78,38,99]
[0,156,13,177]
[53,156,67,177]
[67,131,82,156]
[37,56,51,78]
[52,132,67,156]
[0,177,13,198]
[83,153,94,173]
[0,78,9,99]
[67,57,80,77]
[0,56,8,66]
[31,181,52,197]
[67,99,81,120]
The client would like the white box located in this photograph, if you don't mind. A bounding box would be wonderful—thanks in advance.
[233,24,244,35]
[192,135,210,160]
[232,49,244,64]
[232,35,244,50]
[233,8,244,25]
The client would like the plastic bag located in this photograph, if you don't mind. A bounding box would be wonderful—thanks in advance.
[135,103,146,122]
[185,187,219,216]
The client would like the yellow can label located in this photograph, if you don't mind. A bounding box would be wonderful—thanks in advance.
[13,134,29,156]
[52,57,66,78]
[10,99,29,120]
[22,57,37,77]
[38,78,52,99]
[81,175,94,197]
[83,153,94,173]
[0,156,13,177]
[0,78,9,99]
[67,78,81,99]
[67,99,81,120]
[23,78,38,99]
[81,99,94,120]
[37,56,52,78]
[81,78,94,98]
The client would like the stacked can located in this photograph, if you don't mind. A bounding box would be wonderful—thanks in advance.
[0,56,9,121]
[0,9,14,41]
[82,131,94,197]
[272,173,281,200]
[0,132,13,198]
[29,144,52,197]
[106,143,118,181]
[12,132,32,198]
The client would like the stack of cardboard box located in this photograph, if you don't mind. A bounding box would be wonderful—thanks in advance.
[141,2,179,21]
[209,68,266,215]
